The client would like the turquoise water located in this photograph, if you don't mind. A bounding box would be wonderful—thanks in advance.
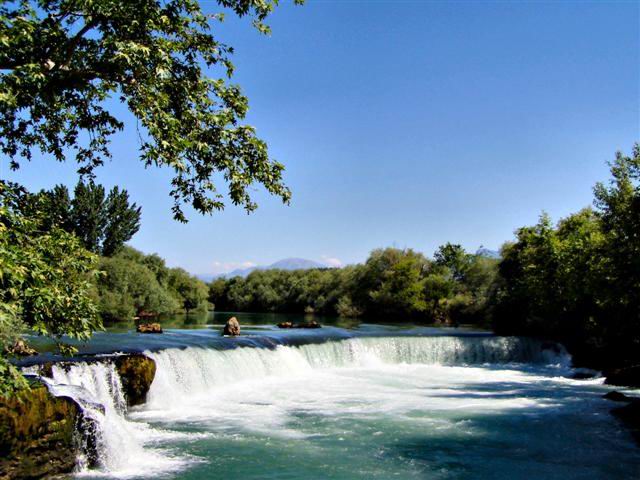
[31,316,640,479]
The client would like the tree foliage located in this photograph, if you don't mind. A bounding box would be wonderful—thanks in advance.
[97,246,209,321]
[0,0,302,221]
[0,181,101,394]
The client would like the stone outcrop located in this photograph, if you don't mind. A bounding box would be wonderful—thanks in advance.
[223,317,241,336]
[277,320,321,329]
[604,365,640,388]
[136,322,163,334]
[114,354,157,407]
[0,353,157,479]
[0,383,89,479]
[4,339,37,357]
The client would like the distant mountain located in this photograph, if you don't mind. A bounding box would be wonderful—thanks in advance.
[225,265,259,278]
[197,258,329,282]
[269,258,326,270]
[475,247,500,259]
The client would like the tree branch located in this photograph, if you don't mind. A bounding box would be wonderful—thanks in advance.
[58,17,100,70]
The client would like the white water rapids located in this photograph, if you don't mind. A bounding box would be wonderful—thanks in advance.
[33,335,627,479]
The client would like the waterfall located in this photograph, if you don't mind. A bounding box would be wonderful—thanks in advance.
[33,335,569,477]
[144,336,568,411]
[36,361,194,478]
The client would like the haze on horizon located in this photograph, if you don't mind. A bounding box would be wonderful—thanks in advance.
[4,0,639,275]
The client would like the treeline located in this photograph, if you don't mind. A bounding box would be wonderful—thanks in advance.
[210,245,500,325]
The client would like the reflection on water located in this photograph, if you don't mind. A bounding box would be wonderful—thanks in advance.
[103,311,364,332]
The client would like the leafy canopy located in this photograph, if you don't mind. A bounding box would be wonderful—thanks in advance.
[0,0,302,221]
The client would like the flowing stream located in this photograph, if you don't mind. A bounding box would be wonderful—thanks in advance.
[33,331,640,479]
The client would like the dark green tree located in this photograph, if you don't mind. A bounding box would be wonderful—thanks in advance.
[434,243,471,282]
[592,144,640,363]
[38,180,141,255]
[102,186,142,256]
[167,267,209,313]
[71,181,108,253]
[0,0,302,221]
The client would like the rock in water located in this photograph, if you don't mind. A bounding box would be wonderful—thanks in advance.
[612,399,640,444]
[114,354,157,407]
[4,339,37,356]
[136,322,163,334]
[299,320,321,329]
[223,317,240,336]
[277,320,321,329]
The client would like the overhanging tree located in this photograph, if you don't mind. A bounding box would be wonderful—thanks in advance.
[0,0,302,221]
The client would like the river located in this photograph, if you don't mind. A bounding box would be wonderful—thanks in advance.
[25,313,640,479]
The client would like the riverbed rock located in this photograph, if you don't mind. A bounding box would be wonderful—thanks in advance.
[4,339,37,357]
[603,391,633,402]
[277,320,321,329]
[223,317,241,336]
[604,365,640,388]
[114,354,157,407]
[136,322,163,334]
[0,383,92,479]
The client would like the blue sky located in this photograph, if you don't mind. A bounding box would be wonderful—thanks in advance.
[3,0,639,275]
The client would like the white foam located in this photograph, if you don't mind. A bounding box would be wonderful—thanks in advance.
[137,337,571,439]
[37,336,575,477]
[43,362,201,478]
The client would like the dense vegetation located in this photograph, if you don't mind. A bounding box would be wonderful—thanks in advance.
[0,182,101,393]
[97,247,209,321]
[0,180,208,394]
[210,244,499,325]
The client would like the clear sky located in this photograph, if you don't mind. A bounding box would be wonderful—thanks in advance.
[3,0,639,275]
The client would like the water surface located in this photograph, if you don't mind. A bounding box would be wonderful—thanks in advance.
[30,314,640,479]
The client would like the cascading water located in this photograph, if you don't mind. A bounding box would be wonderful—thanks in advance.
[36,361,195,478]
[35,335,613,479]
[145,336,570,410]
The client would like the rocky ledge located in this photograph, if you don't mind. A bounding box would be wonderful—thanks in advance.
[0,382,87,479]
[0,353,157,479]
[114,354,157,407]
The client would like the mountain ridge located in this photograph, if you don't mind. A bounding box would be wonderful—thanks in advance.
[197,257,328,282]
